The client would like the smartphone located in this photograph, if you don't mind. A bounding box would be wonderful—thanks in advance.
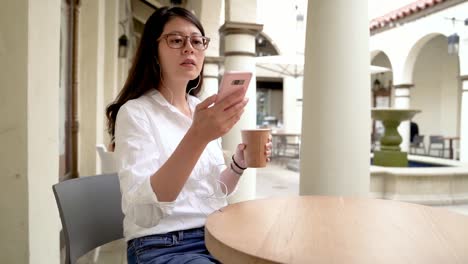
[216,71,253,103]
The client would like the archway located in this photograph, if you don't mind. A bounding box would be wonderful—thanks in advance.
[370,51,393,147]
[409,34,460,157]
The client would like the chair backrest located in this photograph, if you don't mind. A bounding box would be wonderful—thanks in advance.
[412,135,424,145]
[96,144,117,173]
[52,173,124,264]
[429,135,444,144]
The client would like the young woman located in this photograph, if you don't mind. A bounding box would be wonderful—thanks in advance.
[106,7,271,264]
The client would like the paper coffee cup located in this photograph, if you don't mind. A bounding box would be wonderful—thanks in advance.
[241,129,271,168]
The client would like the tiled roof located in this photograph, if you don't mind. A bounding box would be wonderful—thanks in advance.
[369,0,447,30]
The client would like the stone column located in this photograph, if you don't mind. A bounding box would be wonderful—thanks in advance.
[196,0,223,100]
[101,0,119,148]
[0,0,61,262]
[393,83,413,152]
[79,0,106,175]
[300,0,370,196]
[220,19,263,202]
[283,76,303,132]
[458,29,468,162]
[117,0,130,90]
[201,56,223,100]
[460,75,468,162]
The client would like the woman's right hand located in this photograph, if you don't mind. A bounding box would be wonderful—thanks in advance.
[190,89,249,144]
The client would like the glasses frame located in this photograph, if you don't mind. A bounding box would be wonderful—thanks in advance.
[157,33,210,51]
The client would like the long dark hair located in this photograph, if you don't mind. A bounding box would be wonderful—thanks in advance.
[106,7,206,142]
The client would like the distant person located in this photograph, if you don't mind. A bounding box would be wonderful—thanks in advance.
[410,121,419,143]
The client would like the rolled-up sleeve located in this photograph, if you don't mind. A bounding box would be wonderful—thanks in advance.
[115,103,175,228]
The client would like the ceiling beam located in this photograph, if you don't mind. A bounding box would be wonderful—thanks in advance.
[144,0,164,9]
[132,0,155,24]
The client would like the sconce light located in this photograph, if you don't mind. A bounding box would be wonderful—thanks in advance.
[447,33,459,55]
[373,79,382,90]
[296,13,304,22]
[118,34,128,58]
[256,36,265,46]
[445,17,468,55]
[118,21,128,58]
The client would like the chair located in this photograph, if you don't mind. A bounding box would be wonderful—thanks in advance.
[52,173,124,264]
[454,147,460,160]
[276,136,300,158]
[92,144,118,262]
[428,135,448,158]
[96,144,117,173]
[409,135,426,155]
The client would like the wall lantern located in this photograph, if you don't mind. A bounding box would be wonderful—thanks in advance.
[373,78,382,90]
[118,34,128,58]
[447,33,459,55]
[446,17,468,55]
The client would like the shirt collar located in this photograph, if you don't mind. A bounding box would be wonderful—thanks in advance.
[149,89,197,118]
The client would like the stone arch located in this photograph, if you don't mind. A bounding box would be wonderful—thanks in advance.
[256,32,280,56]
[402,33,447,84]
[370,50,393,98]
[407,33,460,146]
[370,50,393,69]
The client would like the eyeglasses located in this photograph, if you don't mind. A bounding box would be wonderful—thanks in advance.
[158,33,210,51]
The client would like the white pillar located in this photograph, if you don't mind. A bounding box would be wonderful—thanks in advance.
[460,76,468,162]
[393,84,413,152]
[300,0,370,196]
[283,76,303,133]
[79,0,106,176]
[220,8,263,202]
[458,30,468,162]
[101,0,119,148]
[201,57,222,100]
[117,0,130,89]
[198,0,223,100]
[0,0,61,262]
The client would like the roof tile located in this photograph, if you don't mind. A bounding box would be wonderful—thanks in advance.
[370,0,446,30]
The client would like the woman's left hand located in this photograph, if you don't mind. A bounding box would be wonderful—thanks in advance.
[233,134,273,167]
[265,134,273,162]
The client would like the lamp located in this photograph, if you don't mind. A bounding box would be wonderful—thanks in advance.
[373,79,382,90]
[447,33,459,55]
[118,34,128,58]
[445,17,468,55]
[256,36,265,46]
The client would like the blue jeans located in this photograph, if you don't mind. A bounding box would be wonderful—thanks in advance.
[127,227,220,264]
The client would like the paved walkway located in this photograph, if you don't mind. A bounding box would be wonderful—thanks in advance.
[256,162,299,199]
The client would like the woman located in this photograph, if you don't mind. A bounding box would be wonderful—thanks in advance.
[106,7,271,264]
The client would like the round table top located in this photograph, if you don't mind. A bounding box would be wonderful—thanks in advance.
[205,196,468,264]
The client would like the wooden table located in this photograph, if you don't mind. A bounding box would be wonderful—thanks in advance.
[444,136,460,159]
[205,196,468,264]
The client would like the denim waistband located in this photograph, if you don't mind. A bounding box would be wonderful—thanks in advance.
[128,226,205,246]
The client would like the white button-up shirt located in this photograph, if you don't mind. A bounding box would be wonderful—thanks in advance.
[114,89,228,241]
